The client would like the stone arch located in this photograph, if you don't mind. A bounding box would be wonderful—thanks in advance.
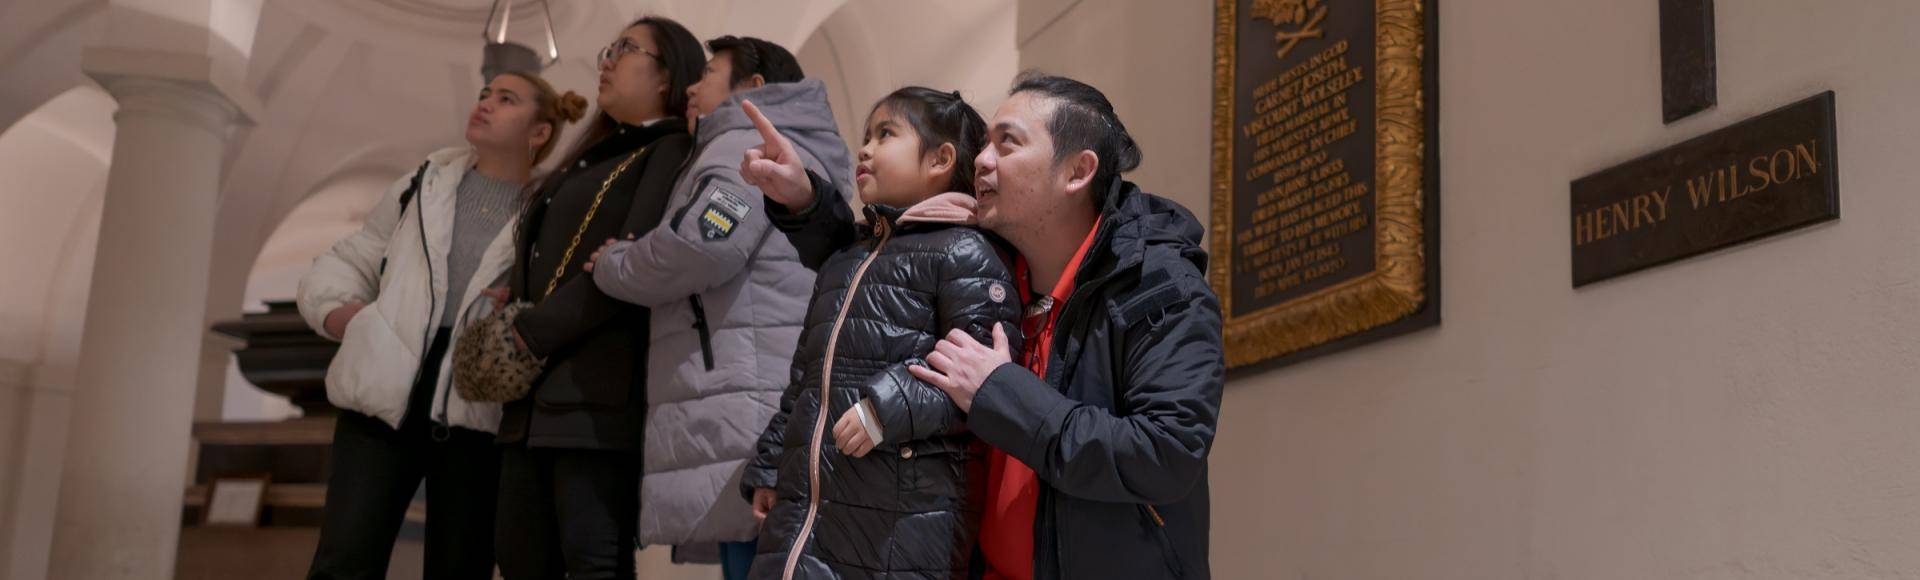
[794,0,1021,159]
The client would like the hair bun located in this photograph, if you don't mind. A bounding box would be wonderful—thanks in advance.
[557,91,589,123]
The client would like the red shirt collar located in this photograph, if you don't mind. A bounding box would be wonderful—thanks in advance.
[1015,217,1104,307]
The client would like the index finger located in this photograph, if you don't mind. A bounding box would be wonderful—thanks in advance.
[742,100,781,146]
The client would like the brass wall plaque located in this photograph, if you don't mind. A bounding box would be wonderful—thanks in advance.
[1211,0,1440,369]
[1571,92,1838,286]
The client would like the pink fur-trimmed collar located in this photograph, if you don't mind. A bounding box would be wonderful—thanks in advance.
[895,192,977,225]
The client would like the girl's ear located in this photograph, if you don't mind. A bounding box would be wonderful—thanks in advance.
[529,122,554,155]
[926,141,957,177]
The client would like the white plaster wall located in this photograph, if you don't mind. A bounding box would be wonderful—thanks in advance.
[3,0,1913,576]
[1021,0,1920,578]
[102,0,260,59]
[796,0,1019,160]
[0,84,110,580]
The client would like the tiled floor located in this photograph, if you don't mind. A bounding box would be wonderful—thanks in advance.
[174,526,720,579]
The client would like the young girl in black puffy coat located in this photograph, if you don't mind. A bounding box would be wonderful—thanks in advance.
[739,87,1021,579]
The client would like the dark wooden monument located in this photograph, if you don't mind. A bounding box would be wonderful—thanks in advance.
[1211,0,1441,369]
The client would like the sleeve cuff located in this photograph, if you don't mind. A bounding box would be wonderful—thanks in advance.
[766,193,820,228]
[854,398,885,445]
[740,462,778,499]
[510,314,548,359]
[970,362,1068,456]
[305,298,347,341]
[766,169,828,220]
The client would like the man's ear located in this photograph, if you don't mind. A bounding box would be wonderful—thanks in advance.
[747,74,767,89]
[1061,149,1100,197]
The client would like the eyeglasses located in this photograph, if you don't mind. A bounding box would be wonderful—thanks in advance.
[599,38,661,67]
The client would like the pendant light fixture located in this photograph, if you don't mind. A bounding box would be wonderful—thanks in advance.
[481,0,558,80]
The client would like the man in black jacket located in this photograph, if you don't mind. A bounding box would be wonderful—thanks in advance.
[907,74,1225,579]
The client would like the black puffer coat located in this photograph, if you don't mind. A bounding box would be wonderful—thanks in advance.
[741,197,1021,580]
[967,180,1223,580]
[501,120,693,449]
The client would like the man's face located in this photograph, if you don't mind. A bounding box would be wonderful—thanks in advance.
[685,53,739,119]
[974,92,1071,243]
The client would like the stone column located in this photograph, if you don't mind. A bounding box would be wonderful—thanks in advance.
[46,47,257,579]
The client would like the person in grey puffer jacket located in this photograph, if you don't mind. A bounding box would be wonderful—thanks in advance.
[587,38,856,564]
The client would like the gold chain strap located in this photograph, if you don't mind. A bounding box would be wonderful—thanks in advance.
[543,146,647,299]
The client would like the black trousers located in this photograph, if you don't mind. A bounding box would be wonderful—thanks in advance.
[308,328,501,580]
[494,444,641,580]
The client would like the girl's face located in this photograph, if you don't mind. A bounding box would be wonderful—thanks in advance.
[465,74,549,157]
[856,105,955,208]
[596,24,670,124]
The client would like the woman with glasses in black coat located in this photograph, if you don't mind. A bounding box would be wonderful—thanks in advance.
[491,16,703,580]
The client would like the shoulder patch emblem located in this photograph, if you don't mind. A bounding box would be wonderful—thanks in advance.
[707,185,751,219]
[700,205,737,240]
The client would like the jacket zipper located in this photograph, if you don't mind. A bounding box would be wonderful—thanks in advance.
[1036,225,1129,392]
[401,169,443,435]
[690,295,715,371]
[781,219,893,580]
[669,175,717,230]
[378,162,429,281]
[1140,504,1185,577]
[435,285,482,436]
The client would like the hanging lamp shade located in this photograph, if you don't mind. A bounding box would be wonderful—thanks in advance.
[480,0,559,80]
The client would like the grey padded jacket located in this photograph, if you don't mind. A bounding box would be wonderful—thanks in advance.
[593,79,856,546]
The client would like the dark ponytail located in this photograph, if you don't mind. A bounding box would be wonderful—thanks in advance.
[870,86,988,194]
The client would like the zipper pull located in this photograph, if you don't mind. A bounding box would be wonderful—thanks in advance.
[1142,504,1166,527]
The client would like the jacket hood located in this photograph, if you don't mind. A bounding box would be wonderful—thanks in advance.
[423,145,479,191]
[425,144,477,168]
[698,79,855,191]
[1085,179,1208,283]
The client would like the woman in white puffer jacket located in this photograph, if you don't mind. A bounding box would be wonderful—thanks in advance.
[295,71,585,580]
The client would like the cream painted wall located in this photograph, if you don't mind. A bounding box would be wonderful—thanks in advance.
[2,0,1914,576]
[796,0,1019,160]
[102,0,261,59]
[1022,1,1920,578]
[0,84,110,580]
[1016,0,1213,232]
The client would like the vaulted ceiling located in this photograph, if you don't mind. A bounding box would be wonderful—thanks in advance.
[0,0,1016,418]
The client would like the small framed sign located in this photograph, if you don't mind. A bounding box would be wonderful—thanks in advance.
[202,475,270,527]
[1570,92,1838,286]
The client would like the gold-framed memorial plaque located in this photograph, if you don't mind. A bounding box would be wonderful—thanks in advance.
[1211,0,1440,370]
